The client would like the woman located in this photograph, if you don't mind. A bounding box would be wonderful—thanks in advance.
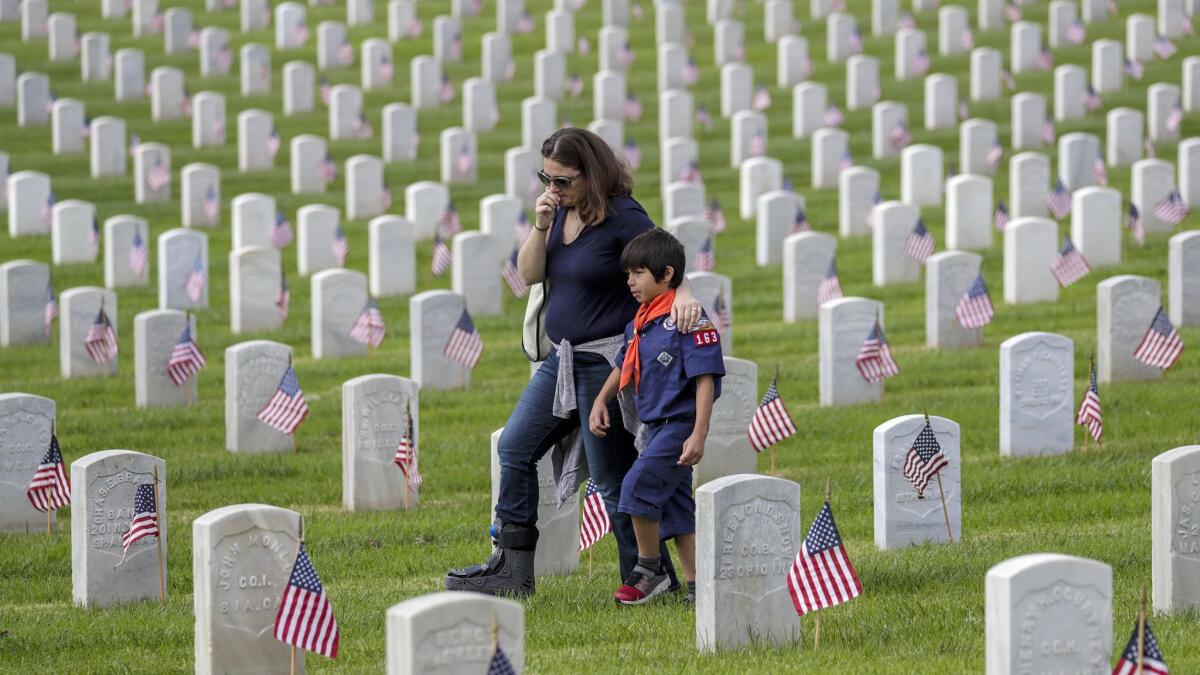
[445,128,704,597]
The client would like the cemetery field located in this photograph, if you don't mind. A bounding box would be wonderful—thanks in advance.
[2,0,1200,672]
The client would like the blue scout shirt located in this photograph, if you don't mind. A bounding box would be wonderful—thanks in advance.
[617,311,726,423]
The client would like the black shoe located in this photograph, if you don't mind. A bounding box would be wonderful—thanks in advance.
[445,524,538,598]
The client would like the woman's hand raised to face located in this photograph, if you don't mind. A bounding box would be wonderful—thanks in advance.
[535,189,560,231]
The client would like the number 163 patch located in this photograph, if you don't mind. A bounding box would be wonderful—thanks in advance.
[692,329,720,346]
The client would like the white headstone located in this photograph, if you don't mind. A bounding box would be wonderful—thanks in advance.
[441,127,478,184]
[464,78,498,132]
[383,102,418,162]
[282,60,315,116]
[51,99,86,155]
[489,428,578,575]
[1152,445,1200,613]
[730,110,768,168]
[134,142,172,204]
[114,48,145,102]
[311,268,368,359]
[0,393,55,532]
[344,375,419,511]
[88,117,125,178]
[410,56,440,110]
[134,310,196,407]
[410,290,470,390]
[1011,92,1047,150]
[240,44,271,97]
[1054,65,1087,122]
[181,163,220,228]
[826,12,860,63]
[783,231,836,322]
[1097,274,1161,383]
[946,174,993,250]
[696,474,801,653]
[1010,21,1042,74]
[938,5,969,55]
[926,251,983,349]
[872,100,908,160]
[297,204,343,275]
[370,215,415,298]
[1092,39,1123,93]
[60,287,118,378]
[1057,132,1102,193]
[328,84,364,141]
[51,199,98,265]
[778,36,810,88]
[923,74,957,131]
[839,166,879,237]
[1009,151,1050,219]
[1185,57,1200,114]
[405,181,450,240]
[894,28,928,82]
[970,47,1002,101]
[275,3,307,49]
[158,228,208,310]
[150,66,185,121]
[901,144,944,206]
[290,134,327,194]
[1003,217,1058,305]
[79,34,111,82]
[16,71,49,127]
[739,156,783,219]
[104,215,151,288]
[346,154,386,220]
[1169,231,1200,327]
[755,190,802,266]
[812,128,848,189]
[198,27,232,77]
[230,246,283,334]
[163,8,193,54]
[873,201,922,285]
[1131,159,1178,234]
[386,593,523,674]
[720,62,752,118]
[694,358,758,487]
[1148,83,1182,145]
[6,170,51,237]
[820,297,883,406]
[316,20,350,70]
[521,96,557,149]
[1071,186,1122,267]
[1180,138,1200,209]
[0,260,51,346]
[1106,108,1144,167]
[46,12,76,61]
[1127,14,1156,65]
[999,332,1074,457]
[874,414,961,549]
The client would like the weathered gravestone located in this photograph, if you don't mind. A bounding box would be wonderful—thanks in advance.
[1057,133,1102,193]
[696,474,801,653]
[134,309,197,408]
[971,48,1002,102]
[901,144,944,207]
[0,393,55,532]
[134,142,172,204]
[0,259,50,346]
[225,340,295,453]
[312,268,368,360]
[1152,445,1200,613]
[783,231,836,322]
[113,48,145,102]
[820,297,884,406]
[7,170,52,237]
[60,287,118,378]
[999,332,1075,457]
[51,98,86,155]
[386,592,524,675]
[51,199,98,265]
[289,134,326,194]
[181,163,220,228]
[739,156,783,220]
[369,215,416,298]
[946,174,993,250]
[873,414,961,549]
[756,189,802,266]
[149,66,185,121]
[193,504,303,674]
[1003,218,1059,305]
[839,166,878,237]
[846,55,880,111]
[158,228,208,310]
[343,374,419,511]
[1169,231,1200,327]
[1011,93,1047,151]
[1009,152,1050,220]
[1131,159,1178,235]
[405,181,450,240]
[693,358,758,487]
[1071,187,1122,268]
[873,201,922,286]
[383,102,419,163]
[1097,275,1161,383]
[453,232,502,316]
[925,251,982,348]
[985,554,1112,675]
[70,450,166,607]
[283,61,315,116]
[297,204,343,275]
[230,246,283,334]
[410,290,470,390]
[17,72,50,127]
[345,154,385,221]
[231,193,275,249]
[237,110,274,172]
[490,428,578,576]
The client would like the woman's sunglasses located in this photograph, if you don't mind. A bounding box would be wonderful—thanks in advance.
[537,170,583,189]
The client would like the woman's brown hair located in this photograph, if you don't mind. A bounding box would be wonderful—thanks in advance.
[540,127,633,226]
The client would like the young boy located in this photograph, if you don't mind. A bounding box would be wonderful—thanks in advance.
[588,229,724,605]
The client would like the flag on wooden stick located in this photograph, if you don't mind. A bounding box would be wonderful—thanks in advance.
[578,479,611,551]
[747,376,797,452]
[1076,357,1102,444]
[787,501,862,616]
[273,542,340,659]
[26,434,71,513]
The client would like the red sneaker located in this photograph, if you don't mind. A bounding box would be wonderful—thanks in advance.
[613,568,669,605]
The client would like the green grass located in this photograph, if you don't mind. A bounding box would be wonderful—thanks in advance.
[2,0,1199,672]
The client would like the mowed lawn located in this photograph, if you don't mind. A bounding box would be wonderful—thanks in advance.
[1,0,1199,672]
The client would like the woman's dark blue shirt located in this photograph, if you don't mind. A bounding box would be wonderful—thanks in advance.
[544,195,654,345]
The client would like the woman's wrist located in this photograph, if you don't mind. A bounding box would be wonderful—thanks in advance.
[533,223,550,231]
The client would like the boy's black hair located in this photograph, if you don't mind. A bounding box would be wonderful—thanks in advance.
[620,229,686,288]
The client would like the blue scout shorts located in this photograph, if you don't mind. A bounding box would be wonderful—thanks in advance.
[618,420,696,540]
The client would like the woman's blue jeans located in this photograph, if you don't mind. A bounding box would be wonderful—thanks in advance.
[495,348,676,585]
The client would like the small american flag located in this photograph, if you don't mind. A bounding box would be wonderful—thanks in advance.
[514,10,535,33]
[129,133,139,157]
[44,283,58,336]
[960,28,974,50]
[902,420,949,499]
[566,74,583,98]
[623,94,643,122]
[203,186,220,224]
[848,27,863,53]
[129,230,149,278]
[147,160,171,191]
[26,434,71,513]
[276,272,290,320]
[789,208,811,235]
[273,543,340,659]
[1152,190,1189,225]
[1076,357,1102,443]
[1046,180,1072,220]
[683,58,700,85]
[1124,58,1145,80]
[1126,204,1145,245]
[1155,35,1177,60]
[1145,136,1156,159]
[431,234,452,276]
[407,18,424,38]
[577,36,590,55]
[41,190,55,230]
[376,56,394,82]
[182,92,194,118]
[487,645,516,675]
[787,501,862,616]
[258,365,309,434]
[911,49,930,77]
[349,297,386,348]
[987,141,1003,170]
[321,153,338,184]
[81,117,91,139]
[1050,237,1091,287]
[578,479,611,551]
[959,99,969,120]
[320,78,332,106]
[679,161,703,185]
[291,21,309,45]
[824,105,844,127]
[89,217,101,256]
[501,248,528,297]
[753,85,771,111]
[331,225,349,266]
[898,11,915,29]
[354,113,373,140]
[1065,20,1086,45]
[167,322,206,386]
[443,309,483,369]
[1001,69,1016,90]
[1134,306,1184,370]
[117,483,159,564]
[380,185,392,210]
[749,131,766,157]
[864,191,883,228]
[186,255,207,303]
[438,202,463,238]
[456,145,474,175]
[706,199,726,234]
[855,320,899,383]
[1112,617,1169,675]
[1093,158,1109,186]
[840,149,854,171]
[270,211,294,249]
[1035,49,1054,71]
[696,105,713,130]
[904,218,935,264]
[85,307,118,364]
[696,237,716,272]
[393,400,422,490]
[1161,103,1185,135]
[818,258,843,306]
[1084,86,1102,112]
[267,127,281,158]
[747,376,797,452]
[955,273,994,329]
[623,139,641,170]
[439,76,456,103]
[1042,119,1056,145]
[216,44,233,71]
[890,122,911,151]
[713,292,731,333]
[618,41,635,68]
[338,40,354,66]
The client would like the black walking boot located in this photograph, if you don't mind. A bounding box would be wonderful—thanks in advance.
[445,523,538,598]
